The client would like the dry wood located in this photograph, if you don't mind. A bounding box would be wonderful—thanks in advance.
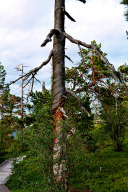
[64,11,76,22]
[41,29,59,47]
[65,55,74,63]
[77,0,86,3]
[10,50,53,85]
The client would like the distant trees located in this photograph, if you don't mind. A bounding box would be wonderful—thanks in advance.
[100,97,128,151]
[0,63,22,153]
[0,62,6,95]
[98,62,128,151]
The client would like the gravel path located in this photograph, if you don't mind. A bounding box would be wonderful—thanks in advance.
[0,156,26,192]
[0,185,10,192]
[0,159,13,192]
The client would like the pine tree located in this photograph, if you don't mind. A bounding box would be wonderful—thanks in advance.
[0,63,7,119]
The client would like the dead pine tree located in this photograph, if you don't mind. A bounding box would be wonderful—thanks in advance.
[47,0,86,189]
[10,0,127,190]
[52,0,67,189]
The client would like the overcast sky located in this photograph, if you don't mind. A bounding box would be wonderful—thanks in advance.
[0,0,128,96]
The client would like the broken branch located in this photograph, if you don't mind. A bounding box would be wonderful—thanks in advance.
[41,29,59,47]
[65,55,74,63]
[64,11,76,22]
[77,0,86,3]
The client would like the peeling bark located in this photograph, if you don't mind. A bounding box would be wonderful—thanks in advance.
[53,106,67,189]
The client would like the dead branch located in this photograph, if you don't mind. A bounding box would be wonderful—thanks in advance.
[41,29,121,86]
[65,55,74,63]
[10,50,53,85]
[77,0,86,3]
[41,29,59,47]
[23,77,33,88]
[31,75,34,93]
[35,77,41,84]
[65,89,90,116]
[64,32,125,84]
[64,11,76,22]
[64,32,92,49]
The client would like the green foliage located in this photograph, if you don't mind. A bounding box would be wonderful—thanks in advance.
[100,98,128,151]
[7,90,54,192]
[0,63,22,155]
[118,63,128,85]
[8,143,128,191]
[0,62,6,94]
[65,41,112,100]
[67,142,128,192]
[64,92,96,152]
[121,0,128,21]
[7,155,53,192]
[93,123,110,147]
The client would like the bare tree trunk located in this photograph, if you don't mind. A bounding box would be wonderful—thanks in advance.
[42,81,45,94]
[52,0,67,189]
[21,64,23,122]
[52,0,65,111]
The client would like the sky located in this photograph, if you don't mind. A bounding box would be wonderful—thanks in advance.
[0,0,127,97]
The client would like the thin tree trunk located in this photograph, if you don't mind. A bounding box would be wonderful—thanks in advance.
[42,81,45,94]
[21,64,23,122]
[52,0,67,189]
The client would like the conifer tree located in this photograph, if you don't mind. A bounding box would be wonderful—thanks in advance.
[0,62,7,119]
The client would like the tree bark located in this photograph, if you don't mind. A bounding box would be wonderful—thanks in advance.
[52,0,65,111]
[52,0,67,189]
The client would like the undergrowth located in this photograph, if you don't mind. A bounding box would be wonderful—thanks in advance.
[6,142,128,192]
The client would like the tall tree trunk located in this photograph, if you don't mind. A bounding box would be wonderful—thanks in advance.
[52,0,67,189]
